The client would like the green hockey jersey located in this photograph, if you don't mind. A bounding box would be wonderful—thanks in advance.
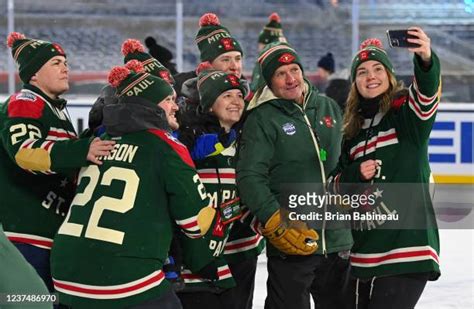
[329,53,442,280]
[51,129,211,308]
[180,144,243,290]
[0,85,89,249]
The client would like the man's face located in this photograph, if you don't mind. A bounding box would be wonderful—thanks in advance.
[270,63,304,103]
[355,60,389,99]
[31,56,69,98]
[158,91,179,130]
[211,51,243,78]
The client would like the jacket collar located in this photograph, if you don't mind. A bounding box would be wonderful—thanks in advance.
[23,84,67,110]
[247,78,314,114]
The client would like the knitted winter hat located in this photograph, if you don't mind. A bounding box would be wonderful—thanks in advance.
[121,38,175,85]
[318,52,335,73]
[108,64,173,105]
[258,12,286,45]
[197,66,247,112]
[258,42,303,87]
[7,32,67,84]
[350,38,394,81]
[195,13,243,62]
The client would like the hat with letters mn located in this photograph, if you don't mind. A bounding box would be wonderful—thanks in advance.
[195,13,243,62]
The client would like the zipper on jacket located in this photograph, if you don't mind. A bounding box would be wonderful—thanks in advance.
[363,115,377,185]
[295,101,328,255]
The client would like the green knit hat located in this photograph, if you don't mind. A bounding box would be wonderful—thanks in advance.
[350,38,394,81]
[197,65,247,112]
[195,13,243,62]
[121,38,175,85]
[258,42,303,87]
[7,32,67,84]
[108,64,173,105]
[258,12,286,45]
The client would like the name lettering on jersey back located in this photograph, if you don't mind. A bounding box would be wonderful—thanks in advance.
[98,143,138,163]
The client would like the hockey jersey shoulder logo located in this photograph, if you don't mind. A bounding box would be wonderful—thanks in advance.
[8,91,45,119]
[391,95,408,110]
[148,129,195,168]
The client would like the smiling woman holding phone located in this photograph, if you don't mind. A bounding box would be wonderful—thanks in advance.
[329,27,442,308]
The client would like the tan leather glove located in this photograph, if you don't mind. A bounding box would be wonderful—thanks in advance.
[261,210,319,255]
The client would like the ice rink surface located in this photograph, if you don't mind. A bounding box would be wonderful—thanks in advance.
[253,229,474,309]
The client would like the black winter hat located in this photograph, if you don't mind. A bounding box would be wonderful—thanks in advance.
[317,53,335,73]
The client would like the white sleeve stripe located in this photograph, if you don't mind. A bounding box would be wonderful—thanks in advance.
[408,96,439,121]
[413,78,439,105]
[175,215,198,226]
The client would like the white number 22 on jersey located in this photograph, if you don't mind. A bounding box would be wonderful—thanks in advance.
[58,165,139,245]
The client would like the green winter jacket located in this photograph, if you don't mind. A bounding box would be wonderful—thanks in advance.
[237,80,353,256]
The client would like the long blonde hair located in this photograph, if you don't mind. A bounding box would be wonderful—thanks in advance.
[343,71,404,140]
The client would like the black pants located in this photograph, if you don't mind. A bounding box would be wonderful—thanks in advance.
[129,288,182,309]
[265,253,350,309]
[220,257,258,309]
[178,291,225,309]
[346,273,429,309]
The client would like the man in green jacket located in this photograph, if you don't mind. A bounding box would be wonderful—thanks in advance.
[237,42,353,309]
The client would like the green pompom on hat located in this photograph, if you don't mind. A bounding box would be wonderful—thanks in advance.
[258,12,286,45]
[7,32,67,84]
[108,63,173,105]
[350,38,394,81]
[197,63,247,112]
[195,13,243,62]
[258,42,303,87]
[121,38,175,85]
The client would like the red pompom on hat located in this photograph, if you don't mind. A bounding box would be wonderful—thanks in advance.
[269,12,281,23]
[195,61,213,75]
[108,66,131,88]
[125,59,145,74]
[199,13,220,27]
[359,38,384,50]
[121,39,145,56]
[7,32,25,48]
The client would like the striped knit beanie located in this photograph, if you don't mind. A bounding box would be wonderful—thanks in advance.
[197,66,247,112]
[351,38,394,81]
[195,13,243,62]
[258,12,286,45]
[108,63,173,105]
[258,42,303,87]
[121,39,175,85]
[7,32,66,84]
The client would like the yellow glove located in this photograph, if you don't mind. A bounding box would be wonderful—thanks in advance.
[261,210,319,255]
[197,206,217,236]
